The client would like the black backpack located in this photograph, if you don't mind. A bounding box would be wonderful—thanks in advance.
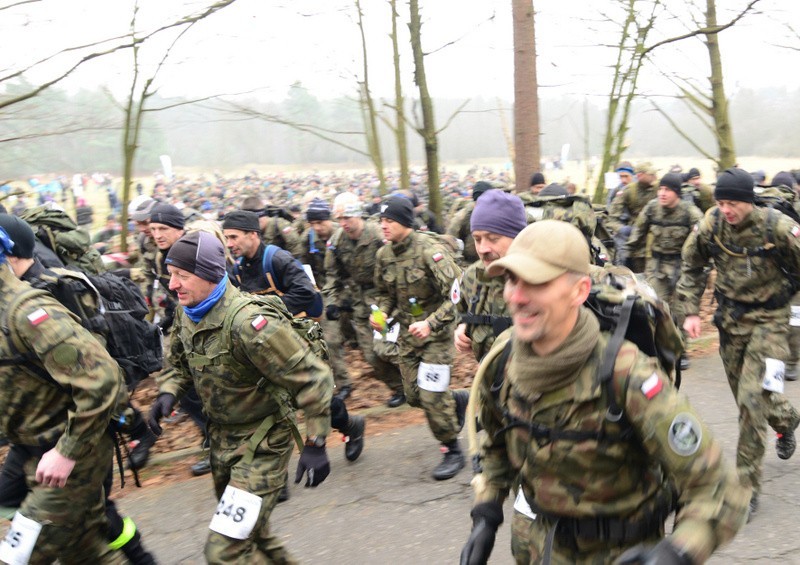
[28,268,163,390]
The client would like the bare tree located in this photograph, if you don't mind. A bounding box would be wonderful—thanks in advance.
[355,0,387,194]
[512,0,540,192]
[408,0,442,223]
[388,0,410,192]
[117,0,239,251]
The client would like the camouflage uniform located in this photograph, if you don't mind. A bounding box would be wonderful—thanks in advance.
[682,182,714,212]
[457,261,511,362]
[374,230,462,443]
[297,225,350,391]
[324,220,403,393]
[626,198,703,309]
[677,206,800,496]
[261,216,302,257]
[474,326,748,564]
[446,202,477,266]
[161,283,333,564]
[607,180,658,272]
[0,268,124,564]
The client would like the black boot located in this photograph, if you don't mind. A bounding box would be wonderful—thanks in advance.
[453,390,469,431]
[336,384,353,401]
[343,415,365,462]
[277,472,290,503]
[191,457,211,476]
[432,441,465,480]
[747,494,759,523]
[679,353,690,371]
[387,391,406,408]
[127,424,157,471]
[119,529,157,565]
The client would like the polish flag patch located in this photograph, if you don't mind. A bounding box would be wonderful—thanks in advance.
[792,225,800,238]
[432,252,443,262]
[640,373,663,399]
[27,308,50,326]
[251,315,268,331]
[282,227,292,234]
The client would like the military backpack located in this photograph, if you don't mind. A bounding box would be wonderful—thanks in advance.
[17,267,163,390]
[20,205,106,275]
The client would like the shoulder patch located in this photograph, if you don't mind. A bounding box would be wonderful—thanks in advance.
[791,225,800,238]
[282,226,292,234]
[432,252,443,262]
[640,372,663,399]
[251,315,268,331]
[27,308,50,326]
[668,413,702,456]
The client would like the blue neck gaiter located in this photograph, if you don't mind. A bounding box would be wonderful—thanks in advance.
[184,274,228,323]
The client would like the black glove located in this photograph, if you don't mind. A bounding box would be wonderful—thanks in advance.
[615,540,692,565]
[147,393,176,436]
[294,444,330,487]
[325,304,341,321]
[340,298,354,312]
[460,502,504,565]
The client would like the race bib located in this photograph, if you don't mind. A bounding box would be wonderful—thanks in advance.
[763,358,785,394]
[208,485,262,540]
[791,306,800,327]
[417,362,450,392]
[513,489,537,521]
[373,323,400,343]
[301,264,317,287]
[0,512,42,565]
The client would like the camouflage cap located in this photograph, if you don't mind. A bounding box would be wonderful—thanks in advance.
[486,220,590,284]
[635,161,658,175]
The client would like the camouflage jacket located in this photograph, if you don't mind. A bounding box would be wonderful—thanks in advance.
[682,182,714,212]
[446,202,477,265]
[261,216,302,257]
[322,220,383,319]
[163,283,333,437]
[607,180,658,234]
[457,261,510,361]
[626,199,703,259]
[0,267,122,459]
[677,206,800,331]
[374,230,461,337]
[475,327,747,563]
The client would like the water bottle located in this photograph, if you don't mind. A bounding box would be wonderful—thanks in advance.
[370,304,387,335]
[409,297,424,318]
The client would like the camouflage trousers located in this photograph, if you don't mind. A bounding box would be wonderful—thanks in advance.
[509,510,661,564]
[205,418,297,565]
[12,434,124,564]
[353,317,403,393]
[787,291,800,376]
[718,321,800,494]
[644,257,681,308]
[320,315,351,391]
[397,334,459,444]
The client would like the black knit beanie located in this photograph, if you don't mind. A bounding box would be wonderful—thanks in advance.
[222,210,260,232]
[714,168,755,203]
[380,197,415,228]
[659,173,683,195]
[0,214,34,258]
[306,198,331,221]
[471,181,494,202]
[165,231,226,283]
[149,203,185,229]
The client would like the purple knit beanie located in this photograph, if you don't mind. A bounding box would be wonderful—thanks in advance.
[470,190,527,239]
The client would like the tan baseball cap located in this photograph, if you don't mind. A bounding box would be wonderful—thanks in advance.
[486,220,591,284]
[634,161,658,175]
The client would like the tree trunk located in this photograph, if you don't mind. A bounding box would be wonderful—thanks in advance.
[512,0,539,193]
[705,0,735,170]
[408,0,441,224]
[355,0,386,194]
[390,0,410,192]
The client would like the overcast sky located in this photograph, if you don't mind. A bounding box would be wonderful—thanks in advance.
[3,0,799,104]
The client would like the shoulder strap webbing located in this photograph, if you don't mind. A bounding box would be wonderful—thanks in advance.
[596,295,635,421]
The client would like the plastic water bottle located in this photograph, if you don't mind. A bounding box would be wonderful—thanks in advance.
[370,304,387,334]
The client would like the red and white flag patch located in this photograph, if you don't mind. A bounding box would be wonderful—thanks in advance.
[450,278,461,304]
[432,252,443,262]
[27,308,49,326]
[791,225,800,238]
[640,373,663,399]
[251,315,268,331]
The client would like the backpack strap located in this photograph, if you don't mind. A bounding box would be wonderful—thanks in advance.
[260,244,283,296]
[596,295,636,422]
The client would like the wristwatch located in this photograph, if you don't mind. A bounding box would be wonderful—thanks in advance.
[305,435,326,448]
